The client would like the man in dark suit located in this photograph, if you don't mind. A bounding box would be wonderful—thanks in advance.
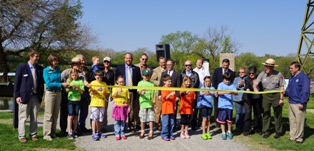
[159,59,182,130]
[14,50,44,143]
[115,52,142,131]
[212,58,235,127]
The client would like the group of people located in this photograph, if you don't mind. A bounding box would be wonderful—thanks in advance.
[14,50,310,144]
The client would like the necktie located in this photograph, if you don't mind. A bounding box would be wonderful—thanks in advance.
[31,66,37,93]
[127,66,133,86]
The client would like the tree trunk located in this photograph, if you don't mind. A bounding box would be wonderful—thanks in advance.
[0,44,10,82]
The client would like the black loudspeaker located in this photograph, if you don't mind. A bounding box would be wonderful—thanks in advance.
[156,44,170,62]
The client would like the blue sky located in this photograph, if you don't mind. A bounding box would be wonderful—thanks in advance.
[79,1,306,56]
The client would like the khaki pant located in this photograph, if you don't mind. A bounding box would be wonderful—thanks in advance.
[43,91,62,137]
[262,93,282,133]
[18,95,40,138]
[100,95,109,131]
[128,91,140,128]
[155,94,162,126]
[289,103,306,142]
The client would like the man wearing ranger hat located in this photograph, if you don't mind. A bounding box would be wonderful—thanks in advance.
[253,58,285,139]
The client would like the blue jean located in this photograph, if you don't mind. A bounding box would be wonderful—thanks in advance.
[114,120,125,136]
[234,101,245,130]
[161,114,175,138]
[79,92,90,129]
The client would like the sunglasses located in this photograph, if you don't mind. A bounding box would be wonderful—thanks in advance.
[185,64,192,67]
[239,72,245,73]
[249,72,255,75]
[142,58,147,61]
[104,61,110,63]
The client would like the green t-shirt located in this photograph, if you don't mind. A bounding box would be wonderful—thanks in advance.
[137,80,155,108]
[68,79,84,101]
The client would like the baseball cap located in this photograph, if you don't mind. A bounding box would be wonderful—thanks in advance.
[103,56,111,62]
[141,69,151,76]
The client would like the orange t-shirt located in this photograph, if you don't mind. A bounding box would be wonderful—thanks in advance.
[179,89,196,115]
[161,86,176,114]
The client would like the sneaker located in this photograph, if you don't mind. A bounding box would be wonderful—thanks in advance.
[201,134,208,140]
[221,133,227,140]
[72,131,78,138]
[274,133,281,139]
[121,135,127,140]
[207,133,212,139]
[180,132,186,139]
[170,135,176,140]
[67,134,74,139]
[98,132,106,139]
[162,136,170,141]
[116,135,121,140]
[92,133,99,141]
[185,133,190,139]
[227,131,233,139]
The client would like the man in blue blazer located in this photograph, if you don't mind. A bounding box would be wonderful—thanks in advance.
[14,50,44,143]
[115,52,142,131]
[212,58,235,127]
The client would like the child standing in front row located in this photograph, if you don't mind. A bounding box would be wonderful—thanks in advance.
[89,70,109,141]
[160,74,177,141]
[112,76,130,140]
[66,69,84,139]
[197,76,215,140]
[138,69,156,140]
[179,76,196,139]
[217,73,238,140]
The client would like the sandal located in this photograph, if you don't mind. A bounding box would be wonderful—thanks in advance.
[148,132,153,140]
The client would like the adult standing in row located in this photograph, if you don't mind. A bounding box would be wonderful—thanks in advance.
[115,52,142,131]
[14,50,44,143]
[254,58,285,139]
[60,57,83,134]
[285,61,310,144]
[159,59,181,130]
[194,58,210,88]
[100,56,115,132]
[242,66,263,136]
[181,60,200,130]
[232,67,246,132]
[212,58,235,127]
[43,54,69,141]
[76,54,92,133]
[135,53,152,74]
[150,57,166,130]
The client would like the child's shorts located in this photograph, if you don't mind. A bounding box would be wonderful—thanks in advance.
[139,108,155,122]
[90,107,105,122]
[180,114,191,125]
[216,108,233,124]
[201,106,212,118]
[67,101,80,116]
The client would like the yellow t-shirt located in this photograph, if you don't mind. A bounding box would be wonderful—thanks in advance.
[89,80,108,107]
[112,85,129,106]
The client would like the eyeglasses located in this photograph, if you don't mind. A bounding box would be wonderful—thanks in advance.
[185,64,192,67]
[249,73,255,75]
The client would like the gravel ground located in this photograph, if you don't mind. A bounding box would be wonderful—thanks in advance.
[74,102,250,151]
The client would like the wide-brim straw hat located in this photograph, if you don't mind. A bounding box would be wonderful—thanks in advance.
[262,58,278,67]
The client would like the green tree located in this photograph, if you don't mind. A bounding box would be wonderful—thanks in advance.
[235,52,262,72]
[0,0,94,81]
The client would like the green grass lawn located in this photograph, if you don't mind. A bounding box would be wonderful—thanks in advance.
[235,97,314,151]
[0,112,76,151]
